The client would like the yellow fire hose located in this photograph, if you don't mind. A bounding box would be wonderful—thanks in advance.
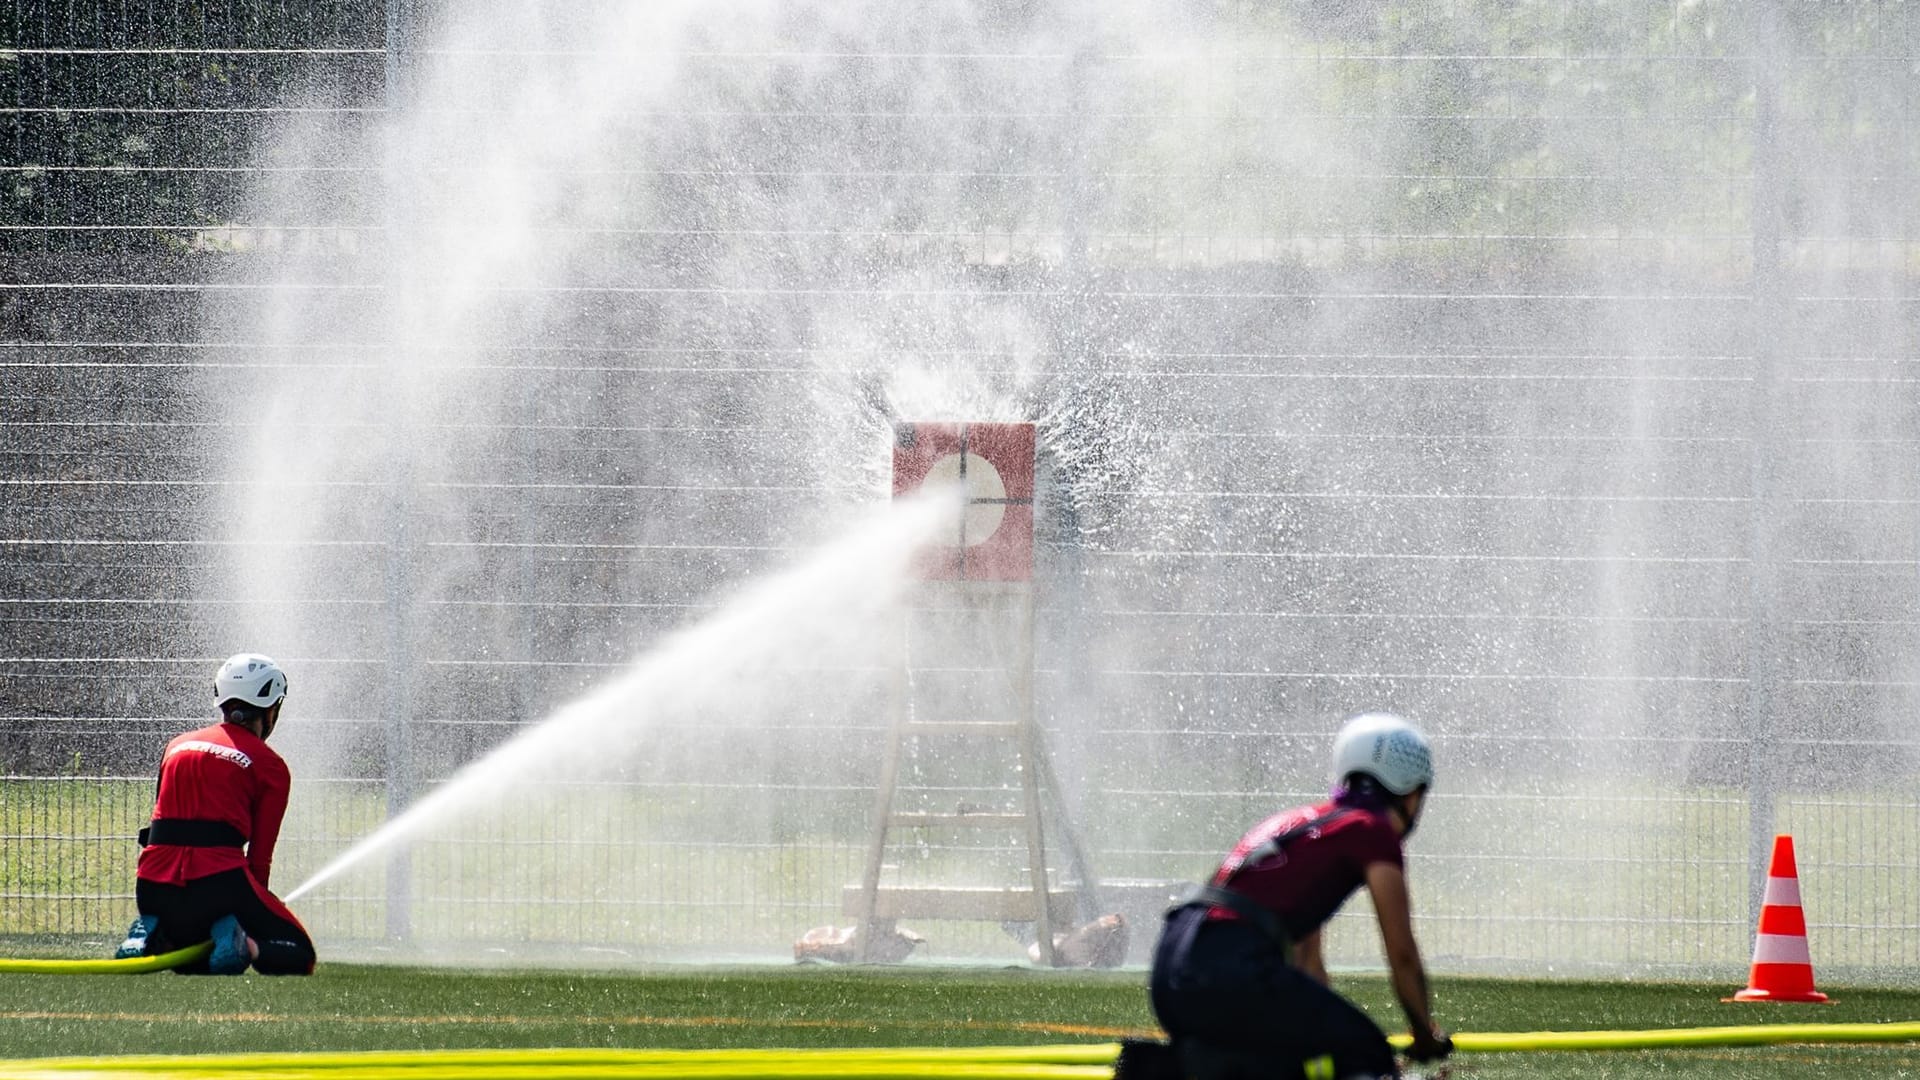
[5,1026,1920,1079]
[1419,1020,1920,1052]
[0,1063,1108,1080]
[0,942,211,976]
[5,1047,1118,1072]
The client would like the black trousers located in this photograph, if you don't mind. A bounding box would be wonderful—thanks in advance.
[135,868,316,976]
[1149,905,1398,1079]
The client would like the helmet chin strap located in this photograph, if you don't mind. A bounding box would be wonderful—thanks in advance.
[1393,788,1427,839]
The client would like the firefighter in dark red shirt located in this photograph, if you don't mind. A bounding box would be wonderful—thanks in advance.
[115,654,316,975]
[1144,712,1449,1080]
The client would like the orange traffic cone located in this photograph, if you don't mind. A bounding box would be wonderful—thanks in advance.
[1725,834,1830,1003]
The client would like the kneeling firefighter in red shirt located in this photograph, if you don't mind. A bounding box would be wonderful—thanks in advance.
[115,654,316,975]
[1123,712,1451,1080]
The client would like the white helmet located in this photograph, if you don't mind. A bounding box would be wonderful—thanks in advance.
[1330,712,1433,795]
[215,653,287,709]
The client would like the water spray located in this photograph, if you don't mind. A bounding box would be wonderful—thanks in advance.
[286,488,964,904]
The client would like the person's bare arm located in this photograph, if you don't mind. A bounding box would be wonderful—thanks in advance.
[1365,860,1450,1061]
[1293,927,1329,986]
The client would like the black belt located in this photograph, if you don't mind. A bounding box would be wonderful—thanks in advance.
[138,818,246,849]
[1180,884,1293,958]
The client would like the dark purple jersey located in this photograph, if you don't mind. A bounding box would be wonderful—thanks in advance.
[1207,798,1403,940]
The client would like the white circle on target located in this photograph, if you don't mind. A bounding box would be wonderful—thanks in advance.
[924,452,1006,546]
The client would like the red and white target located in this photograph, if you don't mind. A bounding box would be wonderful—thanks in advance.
[892,422,1034,582]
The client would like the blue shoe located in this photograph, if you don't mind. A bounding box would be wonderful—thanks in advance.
[114,915,160,960]
[207,914,251,975]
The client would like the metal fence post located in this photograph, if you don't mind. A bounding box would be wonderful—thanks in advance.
[382,0,419,944]
[1744,0,1788,933]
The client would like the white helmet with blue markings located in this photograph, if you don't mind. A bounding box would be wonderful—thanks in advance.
[1330,712,1433,796]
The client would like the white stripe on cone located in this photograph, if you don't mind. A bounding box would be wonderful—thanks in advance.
[1762,875,1802,908]
[1752,932,1813,966]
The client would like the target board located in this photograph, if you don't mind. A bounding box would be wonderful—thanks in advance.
[891,422,1034,582]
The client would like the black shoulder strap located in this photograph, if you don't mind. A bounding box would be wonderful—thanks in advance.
[1174,806,1360,952]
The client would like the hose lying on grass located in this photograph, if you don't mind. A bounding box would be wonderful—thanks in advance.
[1425,1020,1920,1052]
[0,1048,1113,1080]
[0,942,210,976]
[0,1050,1122,1080]
[6,1026,1920,1080]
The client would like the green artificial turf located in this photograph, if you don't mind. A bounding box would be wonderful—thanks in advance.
[3,964,1920,1078]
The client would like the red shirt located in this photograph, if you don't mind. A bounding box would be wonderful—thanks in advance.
[1208,798,1403,940]
[136,721,292,890]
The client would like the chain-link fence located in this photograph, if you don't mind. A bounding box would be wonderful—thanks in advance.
[4,1,1917,981]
